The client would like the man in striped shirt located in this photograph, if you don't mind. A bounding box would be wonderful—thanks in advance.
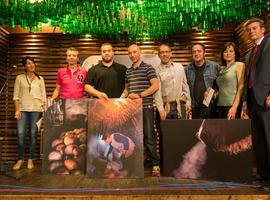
[122,44,160,176]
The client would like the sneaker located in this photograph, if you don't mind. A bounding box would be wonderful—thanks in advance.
[152,165,161,177]
[27,159,34,169]
[13,160,24,170]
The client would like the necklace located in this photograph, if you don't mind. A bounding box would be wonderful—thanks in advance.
[25,73,36,93]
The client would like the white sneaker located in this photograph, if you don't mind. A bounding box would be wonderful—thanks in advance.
[27,159,34,169]
[13,160,24,170]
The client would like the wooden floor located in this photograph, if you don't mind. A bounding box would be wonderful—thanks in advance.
[0,161,270,200]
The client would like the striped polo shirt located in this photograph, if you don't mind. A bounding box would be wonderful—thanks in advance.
[126,61,157,107]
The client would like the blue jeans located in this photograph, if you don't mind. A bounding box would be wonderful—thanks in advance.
[166,102,186,119]
[17,111,42,159]
[143,107,160,166]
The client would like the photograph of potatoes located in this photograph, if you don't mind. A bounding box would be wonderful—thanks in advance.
[42,98,88,175]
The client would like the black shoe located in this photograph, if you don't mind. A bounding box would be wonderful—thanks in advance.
[252,177,269,186]
[262,184,270,190]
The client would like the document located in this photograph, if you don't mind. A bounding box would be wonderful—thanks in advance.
[203,87,215,107]
[36,117,43,131]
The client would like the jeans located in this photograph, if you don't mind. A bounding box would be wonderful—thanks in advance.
[17,111,42,159]
[166,102,186,119]
[143,107,160,166]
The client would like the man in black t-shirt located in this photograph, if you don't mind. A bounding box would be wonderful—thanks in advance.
[84,43,127,98]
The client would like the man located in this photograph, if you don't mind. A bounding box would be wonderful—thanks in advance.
[103,133,135,159]
[84,43,126,99]
[52,47,87,99]
[241,18,270,188]
[185,43,220,119]
[102,133,135,178]
[154,44,191,120]
[122,44,160,176]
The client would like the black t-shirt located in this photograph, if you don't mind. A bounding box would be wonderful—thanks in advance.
[194,63,206,107]
[85,61,127,98]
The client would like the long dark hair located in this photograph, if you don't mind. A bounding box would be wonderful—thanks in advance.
[22,56,40,79]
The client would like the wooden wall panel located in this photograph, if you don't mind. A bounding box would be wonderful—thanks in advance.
[0,27,9,88]
[0,27,10,161]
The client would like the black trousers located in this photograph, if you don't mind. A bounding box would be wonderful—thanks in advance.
[192,107,212,119]
[248,89,270,180]
[215,106,241,119]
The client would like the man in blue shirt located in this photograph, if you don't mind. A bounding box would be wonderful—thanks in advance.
[185,43,220,119]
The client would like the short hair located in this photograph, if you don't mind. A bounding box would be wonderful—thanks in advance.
[100,43,113,51]
[220,42,240,66]
[245,18,265,28]
[191,43,206,52]
[66,47,79,56]
[158,44,172,53]
[102,133,111,140]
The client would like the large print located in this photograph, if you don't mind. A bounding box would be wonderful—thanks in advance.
[161,119,252,182]
[86,98,144,178]
[42,98,87,175]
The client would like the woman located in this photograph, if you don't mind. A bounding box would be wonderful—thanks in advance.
[13,57,46,170]
[215,42,245,119]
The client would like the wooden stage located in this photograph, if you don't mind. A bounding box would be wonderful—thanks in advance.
[0,161,270,200]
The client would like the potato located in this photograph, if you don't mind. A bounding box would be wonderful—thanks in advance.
[64,159,77,171]
[48,151,62,161]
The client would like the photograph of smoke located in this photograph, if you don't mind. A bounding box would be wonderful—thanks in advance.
[86,98,144,178]
[161,119,253,182]
[42,99,88,175]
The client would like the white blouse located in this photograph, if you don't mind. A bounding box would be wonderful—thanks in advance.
[13,74,46,112]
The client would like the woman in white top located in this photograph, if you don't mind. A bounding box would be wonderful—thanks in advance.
[12,57,46,170]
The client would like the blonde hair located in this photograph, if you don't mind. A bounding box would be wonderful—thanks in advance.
[66,47,79,56]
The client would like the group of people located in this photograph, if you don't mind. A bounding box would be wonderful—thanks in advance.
[12,17,270,184]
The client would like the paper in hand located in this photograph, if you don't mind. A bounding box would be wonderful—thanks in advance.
[203,87,215,107]
[36,117,43,131]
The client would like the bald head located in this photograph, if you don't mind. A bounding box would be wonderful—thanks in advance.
[128,44,141,66]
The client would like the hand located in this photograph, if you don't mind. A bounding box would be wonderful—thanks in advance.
[241,105,249,119]
[227,107,237,120]
[15,111,21,120]
[186,106,192,119]
[186,106,191,114]
[128,93,140,99]
[203,91,208,99]
[159,110,167,120]
[265,95,270,109]
[97,92,109,100]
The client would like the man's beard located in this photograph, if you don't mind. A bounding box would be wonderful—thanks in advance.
[102,56,113,63]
